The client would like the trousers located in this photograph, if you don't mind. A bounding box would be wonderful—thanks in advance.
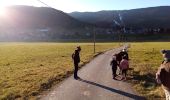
[74,62,78,78]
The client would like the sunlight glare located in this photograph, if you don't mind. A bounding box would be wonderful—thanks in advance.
[0,7,7,17]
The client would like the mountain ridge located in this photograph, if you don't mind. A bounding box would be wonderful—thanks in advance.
[0,5,170,41]
[69,6,170,28]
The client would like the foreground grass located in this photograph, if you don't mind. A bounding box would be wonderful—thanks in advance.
[0,42,118,99]
[129,42,170,99]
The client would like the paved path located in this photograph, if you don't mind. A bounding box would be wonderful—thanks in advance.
[41,46,144,100]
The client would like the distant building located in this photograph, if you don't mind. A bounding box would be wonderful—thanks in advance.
[36,28,50,32]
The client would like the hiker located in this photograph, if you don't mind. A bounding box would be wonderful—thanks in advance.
[116,52,124,75]
[116,49,129,64]
[72,46,81,79]
[119,55,129,80]
[156,50,170,100]
[116,49,129,75]
[110,55,118,79]
[161,49,170,64]
[120,49,129,60]
[116,52,122,65]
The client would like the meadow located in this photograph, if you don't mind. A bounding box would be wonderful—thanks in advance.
[0,42,169,100]
[128,42,170,99]
[0,42,118,99]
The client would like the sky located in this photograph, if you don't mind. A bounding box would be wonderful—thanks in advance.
[0,0,169,13]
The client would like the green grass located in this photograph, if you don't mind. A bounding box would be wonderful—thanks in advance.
[0,42,118,99]
[128,42,170,99]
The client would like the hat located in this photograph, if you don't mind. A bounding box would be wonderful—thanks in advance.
[112,56,116,60]
[77,46,81,51]
[122,49,126,52]
[161,50,170,60]
[161,49,166,54]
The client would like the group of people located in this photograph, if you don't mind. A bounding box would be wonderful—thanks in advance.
[71,46,170,99]
[110,49,129,80]
[71,46,129,81]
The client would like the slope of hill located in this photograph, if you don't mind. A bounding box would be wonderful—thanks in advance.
[69,6,170,28]
[0,6,93,41]
[1,6,170,41]
[0,6,88,29]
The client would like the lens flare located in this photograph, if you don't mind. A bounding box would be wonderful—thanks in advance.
[0,7,7,17]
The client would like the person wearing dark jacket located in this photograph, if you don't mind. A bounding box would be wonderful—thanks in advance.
[72,46,81,79]
[110,56,118,79]
[120,49,129,60]
[116,49,129,65]
[156,50,170,100]
[116,53,122,65]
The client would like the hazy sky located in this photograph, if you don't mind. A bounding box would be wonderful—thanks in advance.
[0,0,169,12]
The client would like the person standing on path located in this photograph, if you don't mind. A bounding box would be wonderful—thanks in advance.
[72,46,81,79]
[156,50,170,100]
[110,55,118,79]
[116,49,129,75]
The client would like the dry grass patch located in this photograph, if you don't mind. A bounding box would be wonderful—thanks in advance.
[0,42,118,99]
[129,42,170,99]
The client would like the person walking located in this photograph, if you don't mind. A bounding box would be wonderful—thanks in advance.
[72,46,81,79]
[116,49,129,75]
[119,55,129,80]
[110,55,118,79]
[156,50,170,100]
[116,53,122,75]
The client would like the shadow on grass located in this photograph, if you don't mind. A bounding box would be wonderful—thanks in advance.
[132,71,158,89]
[129,70,165,99]
[78,78,145,100]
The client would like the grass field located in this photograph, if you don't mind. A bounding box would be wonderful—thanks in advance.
[0,42,119,99]
[1,42,169,100]
[128,42,170,99]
